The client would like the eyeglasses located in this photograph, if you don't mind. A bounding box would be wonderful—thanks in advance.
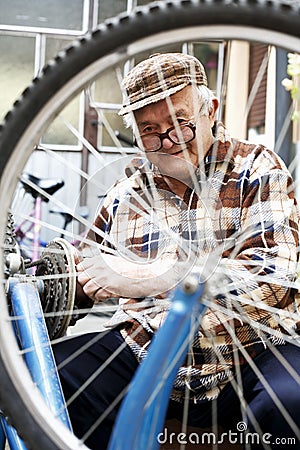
[135,121,196,153]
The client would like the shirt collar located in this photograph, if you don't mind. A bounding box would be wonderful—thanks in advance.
[200,121,235,172]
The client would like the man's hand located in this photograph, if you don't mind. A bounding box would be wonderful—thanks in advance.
[76,253,189,303]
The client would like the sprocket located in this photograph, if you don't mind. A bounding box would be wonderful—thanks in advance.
[36,238,76,339]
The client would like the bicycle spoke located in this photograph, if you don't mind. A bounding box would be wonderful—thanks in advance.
[0,1,299,449]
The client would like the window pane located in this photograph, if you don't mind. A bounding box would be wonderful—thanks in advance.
[93,67,124,105]
[91,66,132,148]
[0,35,35,121]
[137,0,151,5]
[0,0,85,31]
[99,111,133,148]
[42,95,82,146]
[43,38,85,147]
[45,37,74,63]
[193,42,220,91]
[133,42,184,67]
[98,0,127,23]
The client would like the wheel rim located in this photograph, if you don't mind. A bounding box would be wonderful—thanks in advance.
[0,13,299,449]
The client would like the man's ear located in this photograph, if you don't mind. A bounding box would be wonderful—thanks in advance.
[209,98,219,125]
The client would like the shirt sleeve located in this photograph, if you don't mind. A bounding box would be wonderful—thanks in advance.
[201,148,299,334]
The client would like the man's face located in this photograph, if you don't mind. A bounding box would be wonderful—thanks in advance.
[134,85,218,184]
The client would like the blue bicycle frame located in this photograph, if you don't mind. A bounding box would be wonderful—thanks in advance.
[3,274,206,450]
[1,278,72,450]
[109,277,206,450]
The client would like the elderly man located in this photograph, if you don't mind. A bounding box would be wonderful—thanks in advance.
[53,53,300,449]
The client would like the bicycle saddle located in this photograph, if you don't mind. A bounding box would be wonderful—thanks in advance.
[20,173,65,202]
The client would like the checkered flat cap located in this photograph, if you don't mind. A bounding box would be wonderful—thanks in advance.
[119,53,208,115]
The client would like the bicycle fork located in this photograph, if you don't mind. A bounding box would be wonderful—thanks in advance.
[109,275,206,450]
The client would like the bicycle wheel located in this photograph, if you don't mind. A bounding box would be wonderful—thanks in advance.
[0,1,300,449]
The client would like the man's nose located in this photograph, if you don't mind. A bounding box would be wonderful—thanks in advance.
[161,136,174,149]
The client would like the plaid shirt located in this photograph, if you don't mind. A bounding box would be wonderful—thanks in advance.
[83,123,300,403]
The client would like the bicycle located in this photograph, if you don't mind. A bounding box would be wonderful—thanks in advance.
[14,173,90,262]
[0,1,299,449]
[14,173,65,261]
[2,214,76,450]
[12,172,91,342]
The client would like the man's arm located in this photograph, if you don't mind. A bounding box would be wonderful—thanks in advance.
[201,149,299,334]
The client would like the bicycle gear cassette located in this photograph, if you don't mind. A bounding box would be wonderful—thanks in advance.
[36,238,76,339]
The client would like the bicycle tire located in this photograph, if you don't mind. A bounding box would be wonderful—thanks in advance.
[0,1,299,449]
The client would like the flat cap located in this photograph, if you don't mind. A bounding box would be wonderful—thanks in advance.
[119,53,208,115]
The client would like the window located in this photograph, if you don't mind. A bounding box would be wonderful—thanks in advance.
[0,35,35,120]
[0,0,87,32]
